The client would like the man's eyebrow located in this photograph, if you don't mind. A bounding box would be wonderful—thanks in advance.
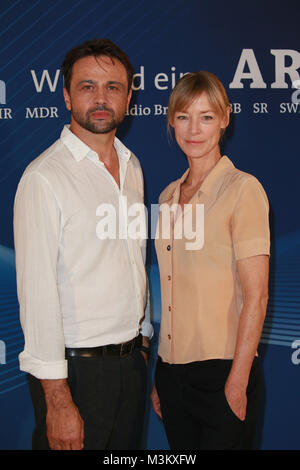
[107,80,125,89]
[78,79,96,85]
[77,79,125,89]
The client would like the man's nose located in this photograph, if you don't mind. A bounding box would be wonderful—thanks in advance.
[94,86,107,105]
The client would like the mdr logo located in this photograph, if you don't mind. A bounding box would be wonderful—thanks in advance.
[0,80,12,119]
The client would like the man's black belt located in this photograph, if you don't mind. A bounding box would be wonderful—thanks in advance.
[65,334,143,359]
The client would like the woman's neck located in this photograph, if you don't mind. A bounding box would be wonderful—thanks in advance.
[185,152,221,188]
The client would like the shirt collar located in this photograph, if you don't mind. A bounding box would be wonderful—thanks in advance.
[196,156,235,196]
[60,125,131,163]
[160,156,235,204]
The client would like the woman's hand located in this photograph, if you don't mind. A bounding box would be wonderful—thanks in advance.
[224,378,247,421]
[151,383,162,419]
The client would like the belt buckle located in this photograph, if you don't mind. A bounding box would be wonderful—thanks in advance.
[120,338,134,357]
[120,341,129,357]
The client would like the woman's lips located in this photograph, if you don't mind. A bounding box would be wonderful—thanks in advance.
[185,140,204,144]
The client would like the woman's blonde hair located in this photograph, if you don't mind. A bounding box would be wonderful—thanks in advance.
[168,71,230,137]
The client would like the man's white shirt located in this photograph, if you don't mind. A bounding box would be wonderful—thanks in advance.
[14,125,153,379]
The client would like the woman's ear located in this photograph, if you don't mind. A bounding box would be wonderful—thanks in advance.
[222,105,231,128]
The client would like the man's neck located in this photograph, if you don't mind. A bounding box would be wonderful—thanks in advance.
[69,121,117,166]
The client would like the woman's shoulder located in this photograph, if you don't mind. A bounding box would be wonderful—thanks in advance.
[222,161,265,193]
[158,179,180,204]
[221,162,268,204]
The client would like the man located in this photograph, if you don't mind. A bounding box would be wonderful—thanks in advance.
[14,39,153,451]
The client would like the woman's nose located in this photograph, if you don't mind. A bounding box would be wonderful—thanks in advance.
[188,118,201,134]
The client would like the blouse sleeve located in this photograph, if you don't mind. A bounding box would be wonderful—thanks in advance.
[231,176,270,260]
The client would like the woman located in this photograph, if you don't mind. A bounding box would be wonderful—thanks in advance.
[151,71,270,450]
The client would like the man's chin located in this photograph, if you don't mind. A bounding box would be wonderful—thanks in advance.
[84,121,118,134]
[85,116,123,134]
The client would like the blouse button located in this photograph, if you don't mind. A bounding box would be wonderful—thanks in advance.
[167,245,171,251]
[168,334,171,340]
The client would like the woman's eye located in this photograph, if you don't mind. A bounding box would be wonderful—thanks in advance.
[202,115,213,120]
[177,115,187,120]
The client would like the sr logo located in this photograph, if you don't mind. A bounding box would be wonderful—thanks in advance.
[291,339,300,365]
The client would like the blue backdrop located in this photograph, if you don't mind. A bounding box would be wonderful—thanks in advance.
[0,0,300,450]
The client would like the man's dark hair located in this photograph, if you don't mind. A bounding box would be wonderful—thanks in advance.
[61,38,134,93]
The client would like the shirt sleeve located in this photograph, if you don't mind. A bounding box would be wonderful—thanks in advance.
[134,156,154,340]
[14,171,68,379]
[231,176,270,260]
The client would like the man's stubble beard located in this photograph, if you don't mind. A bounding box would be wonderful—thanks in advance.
[71,105,126,134]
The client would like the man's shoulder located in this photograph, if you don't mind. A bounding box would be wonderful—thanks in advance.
[129,151,142,169]
[22,138,64,177]
[20,136,74,187]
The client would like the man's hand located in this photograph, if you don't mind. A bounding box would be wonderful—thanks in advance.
[41,379,84,450]
[150,383,162,419]
[46,401,84,450]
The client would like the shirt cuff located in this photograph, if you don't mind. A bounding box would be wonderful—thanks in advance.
[140,321,154,340]
[234,238,270,260]
[19,350,68,379]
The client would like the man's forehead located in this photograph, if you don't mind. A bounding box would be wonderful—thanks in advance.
[69,55,129,90]
[73,55,125,74]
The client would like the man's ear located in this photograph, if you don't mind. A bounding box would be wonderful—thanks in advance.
[63,88,71,111]
[126,88,132,111]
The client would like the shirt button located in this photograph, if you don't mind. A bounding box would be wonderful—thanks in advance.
[168,275,171,280]
[167,245,171,251]
[168,306,171,311]
[168,334,171,340]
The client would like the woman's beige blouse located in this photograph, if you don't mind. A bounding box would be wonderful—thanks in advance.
[155,156,270,364]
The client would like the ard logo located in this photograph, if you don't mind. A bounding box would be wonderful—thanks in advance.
[0,80,6,105]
